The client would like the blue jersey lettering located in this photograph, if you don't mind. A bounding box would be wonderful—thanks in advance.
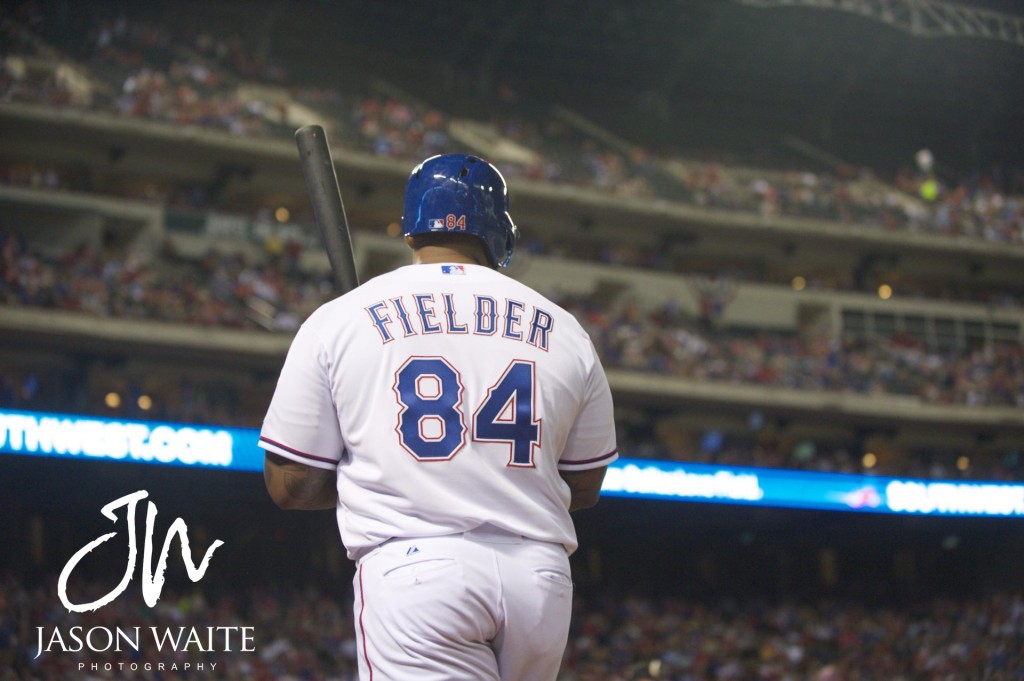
[443,293,468,334]
[503,300,524,341]
[475,296,498,335]
[527,308,553,351]
[367,294,555,348]
[365,302,394,343]
[390,297,417,337]
[414,294,442,334]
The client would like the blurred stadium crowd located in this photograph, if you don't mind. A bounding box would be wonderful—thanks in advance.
[2,577,1021,680]
[2,3,1024,680]
[2,230,1021,410]
[2,5,1023,246]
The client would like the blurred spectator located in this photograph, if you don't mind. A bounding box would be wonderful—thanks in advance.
[0,230,335,332]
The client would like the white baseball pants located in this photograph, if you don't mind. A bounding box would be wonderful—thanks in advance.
[352,525,573,680]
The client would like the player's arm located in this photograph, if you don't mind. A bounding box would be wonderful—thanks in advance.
[260,317,344,511]
[264,452,338,510]
[560,466,608,512]
[558,340,618,512]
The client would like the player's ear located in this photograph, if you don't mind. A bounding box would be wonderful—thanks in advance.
[405,235,416,249]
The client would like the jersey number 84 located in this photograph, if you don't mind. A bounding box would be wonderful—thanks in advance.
[394,357,541,467]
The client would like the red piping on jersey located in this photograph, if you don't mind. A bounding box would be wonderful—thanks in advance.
[559,448,618,468]
[259,436,338,465]
[358,563,374,679]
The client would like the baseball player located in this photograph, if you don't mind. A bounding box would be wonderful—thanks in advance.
[260,154,618,680]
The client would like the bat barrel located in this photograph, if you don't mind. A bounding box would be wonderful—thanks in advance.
[295,125,360,294]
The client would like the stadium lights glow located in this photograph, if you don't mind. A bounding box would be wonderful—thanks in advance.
[878,284,893,300]
[104,392,121,409]
[1,409,1023,518]
[791,276,806,291]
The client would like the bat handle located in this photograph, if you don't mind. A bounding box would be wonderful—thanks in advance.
[295,125,359,294]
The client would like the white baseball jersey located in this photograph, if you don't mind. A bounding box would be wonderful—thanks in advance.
[259,262,617,559]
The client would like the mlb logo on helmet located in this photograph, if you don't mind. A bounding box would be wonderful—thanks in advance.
[429,218,444,229]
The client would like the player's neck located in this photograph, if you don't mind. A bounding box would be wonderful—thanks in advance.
[412,246,490,268]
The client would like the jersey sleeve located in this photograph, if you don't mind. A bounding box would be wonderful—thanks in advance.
[259,319,344,471]
[558,340,618,471]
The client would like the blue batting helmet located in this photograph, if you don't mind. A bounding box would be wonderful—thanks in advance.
[401,154,518,268]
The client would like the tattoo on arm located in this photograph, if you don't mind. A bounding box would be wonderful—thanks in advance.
[282,466,321,501]
[560,467,607,512]
[265,452,337,510]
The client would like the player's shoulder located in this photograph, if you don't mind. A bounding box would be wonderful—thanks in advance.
[485,268,592,338]
[299,268,402,329]
[319,267,409,304]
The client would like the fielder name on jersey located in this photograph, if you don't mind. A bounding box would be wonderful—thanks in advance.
[364,292,554,350]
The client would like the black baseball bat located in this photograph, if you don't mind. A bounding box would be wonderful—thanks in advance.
[295,125,360,294]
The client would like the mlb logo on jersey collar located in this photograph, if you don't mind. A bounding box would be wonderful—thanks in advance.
[441,265,465,275]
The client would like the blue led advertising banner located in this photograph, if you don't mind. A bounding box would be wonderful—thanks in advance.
[1,408,1022,518]
[0,408,265,473]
